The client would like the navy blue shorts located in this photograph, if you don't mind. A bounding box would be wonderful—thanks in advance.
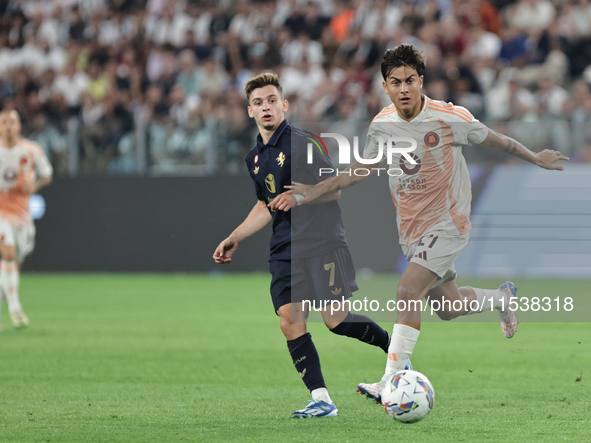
[269,247,358,313]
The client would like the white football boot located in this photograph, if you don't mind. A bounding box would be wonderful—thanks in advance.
[499,281,518,338]
[357,359,413,404]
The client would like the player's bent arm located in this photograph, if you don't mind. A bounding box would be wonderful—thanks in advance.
[480,129,568,171]
[225,200,271,243]
[213,200,272,264]
[34,175,52,193]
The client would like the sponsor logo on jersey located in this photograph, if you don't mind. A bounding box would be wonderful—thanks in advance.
[253,166,259,174]
[265,174,276,193]
[399,153,421,175]
[331,287,342,296]
[400,178,427,190]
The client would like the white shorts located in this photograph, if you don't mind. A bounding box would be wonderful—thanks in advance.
[401,214,469,289]
[0,217,36,263]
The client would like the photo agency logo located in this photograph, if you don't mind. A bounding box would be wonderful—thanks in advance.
[305,133,422,177]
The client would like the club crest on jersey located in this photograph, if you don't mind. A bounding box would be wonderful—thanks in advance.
[265,174,276,193]
[276,152,285,167]
[424,132,439,148]
[254,155,259,164]
[20,156,28,165]
[3,169,17,181]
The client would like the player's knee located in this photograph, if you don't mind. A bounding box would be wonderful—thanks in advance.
[396,285,418,304]
[0,246,16,262]
[277,308,305,339]
[279,318,293,337]
[279,318,306,340]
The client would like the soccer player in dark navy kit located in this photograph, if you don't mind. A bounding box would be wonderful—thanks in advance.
[214,73,407,418]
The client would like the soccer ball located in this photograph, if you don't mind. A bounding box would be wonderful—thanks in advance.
[382,370,435,423]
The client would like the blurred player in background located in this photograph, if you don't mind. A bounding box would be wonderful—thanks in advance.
[213,73,410,418]
[291,45,568,404]
[0,110,53,329]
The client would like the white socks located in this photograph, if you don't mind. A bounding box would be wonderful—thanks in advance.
[380,323,420,385]
[466,287,506,314]
[311,387,333,404]
[1,260,21,314]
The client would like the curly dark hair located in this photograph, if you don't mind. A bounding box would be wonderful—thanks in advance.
[381,44,427,80]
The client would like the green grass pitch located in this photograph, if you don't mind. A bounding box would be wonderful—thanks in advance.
[1,273,589,442]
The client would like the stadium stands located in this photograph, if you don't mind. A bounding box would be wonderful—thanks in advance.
[0,0,589,175]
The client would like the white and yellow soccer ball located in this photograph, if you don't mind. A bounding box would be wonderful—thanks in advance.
[382,370,435,423]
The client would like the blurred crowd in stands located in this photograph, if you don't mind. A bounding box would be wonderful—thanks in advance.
[0,0,590,175]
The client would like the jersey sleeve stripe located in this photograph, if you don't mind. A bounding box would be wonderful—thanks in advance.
[427,102,473,119]
[372,107,397,121]
[429,100,474,118]
[374,105,396,116]
[372,111,393,120]
[427,106,472,122]
[439,105,473,121]
[428,103,474,121]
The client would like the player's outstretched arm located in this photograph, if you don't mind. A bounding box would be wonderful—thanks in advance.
[288,160,381,205]
[213,200,272,264]
[480,129,569,170]
[268,189,342,212]
[313,189,341,204]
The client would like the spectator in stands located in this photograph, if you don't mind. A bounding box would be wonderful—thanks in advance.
[330,0,356,43]
[535,75,569,116]
[486,70,536,121]
[85,59,111,103]
[508,0,556,38]
[169,84,200,126]
[52,61,90,108]
[176,49,201,97]
[79,91,133,174]
[198,57,227,98]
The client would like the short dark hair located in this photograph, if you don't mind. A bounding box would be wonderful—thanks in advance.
[245,73,283,101]
[381,44,427,80]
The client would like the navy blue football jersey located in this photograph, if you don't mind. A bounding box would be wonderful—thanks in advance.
[245,120,348,260]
